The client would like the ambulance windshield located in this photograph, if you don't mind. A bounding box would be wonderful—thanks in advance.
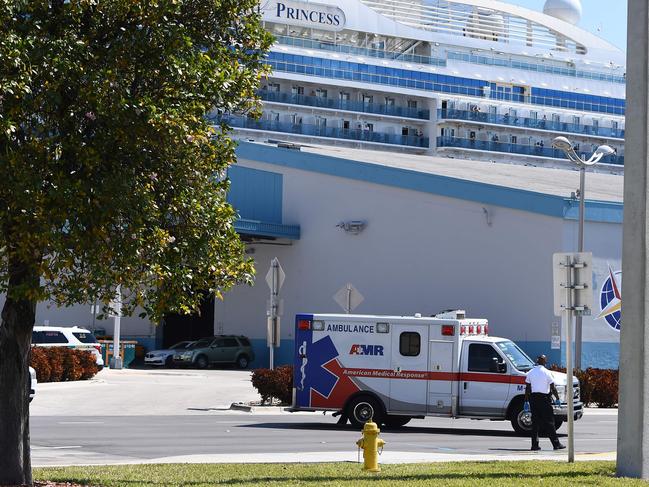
[496,341,535,372]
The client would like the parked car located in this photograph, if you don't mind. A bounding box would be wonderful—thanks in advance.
[32,325,105,369]
[29,366,36,402]
[144,341,194,367]
[173,335,254,369]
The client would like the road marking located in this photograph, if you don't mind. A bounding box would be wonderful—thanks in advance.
[58,421,105,425]
[32,446,82,450]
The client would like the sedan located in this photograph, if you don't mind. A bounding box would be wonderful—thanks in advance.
[144,341,194,367]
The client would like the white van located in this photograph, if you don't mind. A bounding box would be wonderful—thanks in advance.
[291,312,582,434]
[32,326,105,369]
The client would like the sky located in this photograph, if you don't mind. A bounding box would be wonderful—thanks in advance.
[505,0,628,51]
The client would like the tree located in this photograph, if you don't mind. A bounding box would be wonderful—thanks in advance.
[0,1,271,483]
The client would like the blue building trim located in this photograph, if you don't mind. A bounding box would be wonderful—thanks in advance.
[236,142,623,224]
[563,199,624,224]
[235,218,300,240]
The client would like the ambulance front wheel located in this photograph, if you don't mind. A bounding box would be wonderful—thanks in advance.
[347,396,384,428]
[511,401,533,436]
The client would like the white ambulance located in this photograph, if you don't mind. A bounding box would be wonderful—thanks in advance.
[292,311,583,434]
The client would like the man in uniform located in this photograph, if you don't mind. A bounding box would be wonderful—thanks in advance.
[525,354,566,451]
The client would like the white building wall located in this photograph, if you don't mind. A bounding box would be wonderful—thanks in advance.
[216,157,571,366]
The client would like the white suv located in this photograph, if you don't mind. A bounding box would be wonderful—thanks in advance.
[32,326,105,368]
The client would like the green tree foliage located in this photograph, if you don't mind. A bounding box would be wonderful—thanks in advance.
[0,1,271,483]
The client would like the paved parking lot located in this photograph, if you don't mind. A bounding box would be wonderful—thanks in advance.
[30,368,261,416]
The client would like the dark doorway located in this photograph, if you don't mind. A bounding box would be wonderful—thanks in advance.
[162,294,214,348]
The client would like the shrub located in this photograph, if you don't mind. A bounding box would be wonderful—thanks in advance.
[30,347,100,383]
[251,365,293,405]
[550,365,618,407]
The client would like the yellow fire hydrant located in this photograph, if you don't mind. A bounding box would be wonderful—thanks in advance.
[356,420,386,472]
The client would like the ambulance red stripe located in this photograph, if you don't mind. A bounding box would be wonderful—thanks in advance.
[341,367,526,384]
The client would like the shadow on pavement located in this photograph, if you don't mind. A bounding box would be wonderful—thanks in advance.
[237,421,527,438]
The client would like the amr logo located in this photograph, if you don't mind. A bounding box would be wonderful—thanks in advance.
[349,344,384,356]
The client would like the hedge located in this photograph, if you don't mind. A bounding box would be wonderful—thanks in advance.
[30,347,100,383]
[551,366,618,408]
[251,365,293,405]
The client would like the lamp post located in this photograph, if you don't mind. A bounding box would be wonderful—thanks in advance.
[552,136,614,369]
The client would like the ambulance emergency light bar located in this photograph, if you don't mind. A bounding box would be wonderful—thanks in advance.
[297,315,487,336]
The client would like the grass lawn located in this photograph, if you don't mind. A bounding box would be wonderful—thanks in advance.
[34,461,649,486]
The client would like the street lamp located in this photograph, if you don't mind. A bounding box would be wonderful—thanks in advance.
[552,136,614,369]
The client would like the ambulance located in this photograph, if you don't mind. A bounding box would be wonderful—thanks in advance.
[292,311,583,434]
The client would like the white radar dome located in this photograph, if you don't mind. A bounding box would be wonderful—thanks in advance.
[543,0,582,25]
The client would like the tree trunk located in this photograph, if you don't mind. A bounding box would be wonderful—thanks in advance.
[0,258,39,486]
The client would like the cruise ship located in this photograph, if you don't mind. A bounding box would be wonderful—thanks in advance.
[223,0,626,169]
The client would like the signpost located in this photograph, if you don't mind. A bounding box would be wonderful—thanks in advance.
[333,283,364,314]
[553,252,593,463]
[110,285,123,370]
[265,258,285,370]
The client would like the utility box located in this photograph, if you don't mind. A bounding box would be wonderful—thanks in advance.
[99,340,137,368]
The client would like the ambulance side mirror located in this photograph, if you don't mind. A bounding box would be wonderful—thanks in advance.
[491,357,507,373]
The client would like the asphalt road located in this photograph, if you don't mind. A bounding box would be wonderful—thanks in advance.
[31,410,617,466]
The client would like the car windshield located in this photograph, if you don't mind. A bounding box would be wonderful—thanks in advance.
[188,339,212,349]
[170,341,191,350]
[496,341,535,372]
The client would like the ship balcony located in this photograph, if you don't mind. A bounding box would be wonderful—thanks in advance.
[274,35,447,68]
[221,115,430,149]
[436,136,624,165]
[260,91,430,120]
[438,110,625,140]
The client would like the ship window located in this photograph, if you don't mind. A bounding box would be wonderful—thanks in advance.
[407,100,418,109]
[399,332,420,357]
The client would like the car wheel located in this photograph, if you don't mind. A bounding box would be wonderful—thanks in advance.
[236,355,249,369]
[383,415,411,428]
[194,355,208,369]
[346,396,383,428]
[165,355,174,368]
[511,401,533,436]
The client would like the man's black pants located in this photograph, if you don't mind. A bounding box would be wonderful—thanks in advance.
[530,392,559,447]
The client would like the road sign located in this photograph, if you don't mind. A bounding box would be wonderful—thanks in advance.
[334,283,364,313]
[553,252,593,317]
[551,322,561,350]
[266,258,285,293]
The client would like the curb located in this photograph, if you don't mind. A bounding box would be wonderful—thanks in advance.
[229,403,289,413]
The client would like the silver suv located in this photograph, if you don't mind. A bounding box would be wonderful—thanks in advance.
[173,335,254,369]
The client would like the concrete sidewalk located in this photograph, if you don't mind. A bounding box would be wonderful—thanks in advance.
[32,449,616,468]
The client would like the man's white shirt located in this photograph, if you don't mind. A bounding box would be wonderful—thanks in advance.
[525,365,554,394]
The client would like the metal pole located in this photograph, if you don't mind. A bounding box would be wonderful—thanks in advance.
[565,257,575,463]
[346,284,351,314]
[111,285,123,369]
[575,166,586,370]
[269,259,279,370]
[269,344,274,371]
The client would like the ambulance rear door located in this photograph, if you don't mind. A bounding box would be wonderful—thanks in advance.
[388,323,428,414]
